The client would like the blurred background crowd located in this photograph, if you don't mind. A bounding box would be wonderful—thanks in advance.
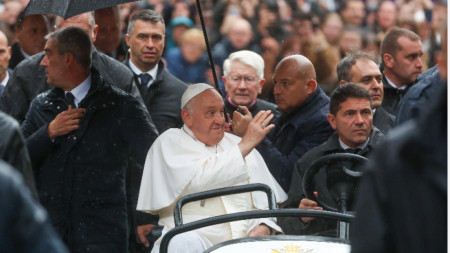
[0,0,445,101]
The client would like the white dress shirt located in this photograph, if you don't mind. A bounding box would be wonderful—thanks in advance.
[64,74,91,107]
[128,60,158,88]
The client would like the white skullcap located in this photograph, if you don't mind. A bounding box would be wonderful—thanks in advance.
[180,83,215,109]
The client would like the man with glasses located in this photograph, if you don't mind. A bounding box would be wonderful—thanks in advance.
[222,50,278,136]
[124,9,187,134]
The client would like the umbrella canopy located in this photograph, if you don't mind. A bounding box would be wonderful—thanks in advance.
[23,0,138,19]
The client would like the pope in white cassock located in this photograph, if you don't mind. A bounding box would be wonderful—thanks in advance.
[137,83,287,252]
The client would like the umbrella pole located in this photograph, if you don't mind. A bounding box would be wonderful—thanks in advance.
[195,0,221,96]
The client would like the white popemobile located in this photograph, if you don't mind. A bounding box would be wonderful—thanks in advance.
[158,152,365,253]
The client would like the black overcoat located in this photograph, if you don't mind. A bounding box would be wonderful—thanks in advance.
[351,84,447,253]
[21,68,159,252]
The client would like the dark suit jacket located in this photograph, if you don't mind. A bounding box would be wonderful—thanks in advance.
[224,96,279,119]
[280,128,385,236]
[256,88,335,191]
[0,68,12,102]
[373,106,395,134]
[123,55,187,134]
[381,75,409,115]
[396,65,441,125]
[8,43,26,70]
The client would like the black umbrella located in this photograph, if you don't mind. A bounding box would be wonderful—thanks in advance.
[23,0,138,19]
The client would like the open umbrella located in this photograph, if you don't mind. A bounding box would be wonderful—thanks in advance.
[23,0,138,19]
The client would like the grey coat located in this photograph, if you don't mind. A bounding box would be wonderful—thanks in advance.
[0,160,68,253]
[373,107,395,134]
[0,110,37,198]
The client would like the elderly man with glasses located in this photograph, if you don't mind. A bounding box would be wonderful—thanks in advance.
[222,50,279,136]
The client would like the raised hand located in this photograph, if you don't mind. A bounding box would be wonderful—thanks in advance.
[231,105,252,137]
[238,110,274,157]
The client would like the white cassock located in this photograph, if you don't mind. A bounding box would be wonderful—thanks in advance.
[137,125,288,252]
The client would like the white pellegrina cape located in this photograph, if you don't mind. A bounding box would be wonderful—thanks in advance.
[137,125,287,249]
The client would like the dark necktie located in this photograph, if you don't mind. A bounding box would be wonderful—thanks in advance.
[139,73,152,97]
[345,148,362,155]
[66,92,76,108]
[0,84,4,98]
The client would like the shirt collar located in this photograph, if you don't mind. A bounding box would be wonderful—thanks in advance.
[385,75,408,90]
[1,71,9,87]
[339,136,370,150]
[182,124,224,151]
[128,60,158,86]
[226,95,257,108]
[20,47,30,58]
[65,74,91,107]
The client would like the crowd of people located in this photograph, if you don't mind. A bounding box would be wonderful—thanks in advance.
[0,0,446,252]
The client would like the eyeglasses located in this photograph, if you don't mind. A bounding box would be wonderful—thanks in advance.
[228,75,258,85]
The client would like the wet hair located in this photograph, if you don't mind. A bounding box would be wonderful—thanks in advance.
[329,82,372,115]
[94,6,120,23]
[223,50,264,80]
[127,9,165,35]
[45,26,92,70]
[380,27,420,65]
[15,11,49,29]
[337,49,377,81]
[54,12,96,33]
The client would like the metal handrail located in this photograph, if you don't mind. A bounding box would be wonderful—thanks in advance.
[174,183,277,226]
[160,209,354,253]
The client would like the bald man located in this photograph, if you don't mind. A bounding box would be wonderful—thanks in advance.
[1,12,141,123]
[253,55,334,191]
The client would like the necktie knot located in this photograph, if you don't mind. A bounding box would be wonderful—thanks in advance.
[344,148,362,154]
[66,92,76,108]
[138,73,151,96]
